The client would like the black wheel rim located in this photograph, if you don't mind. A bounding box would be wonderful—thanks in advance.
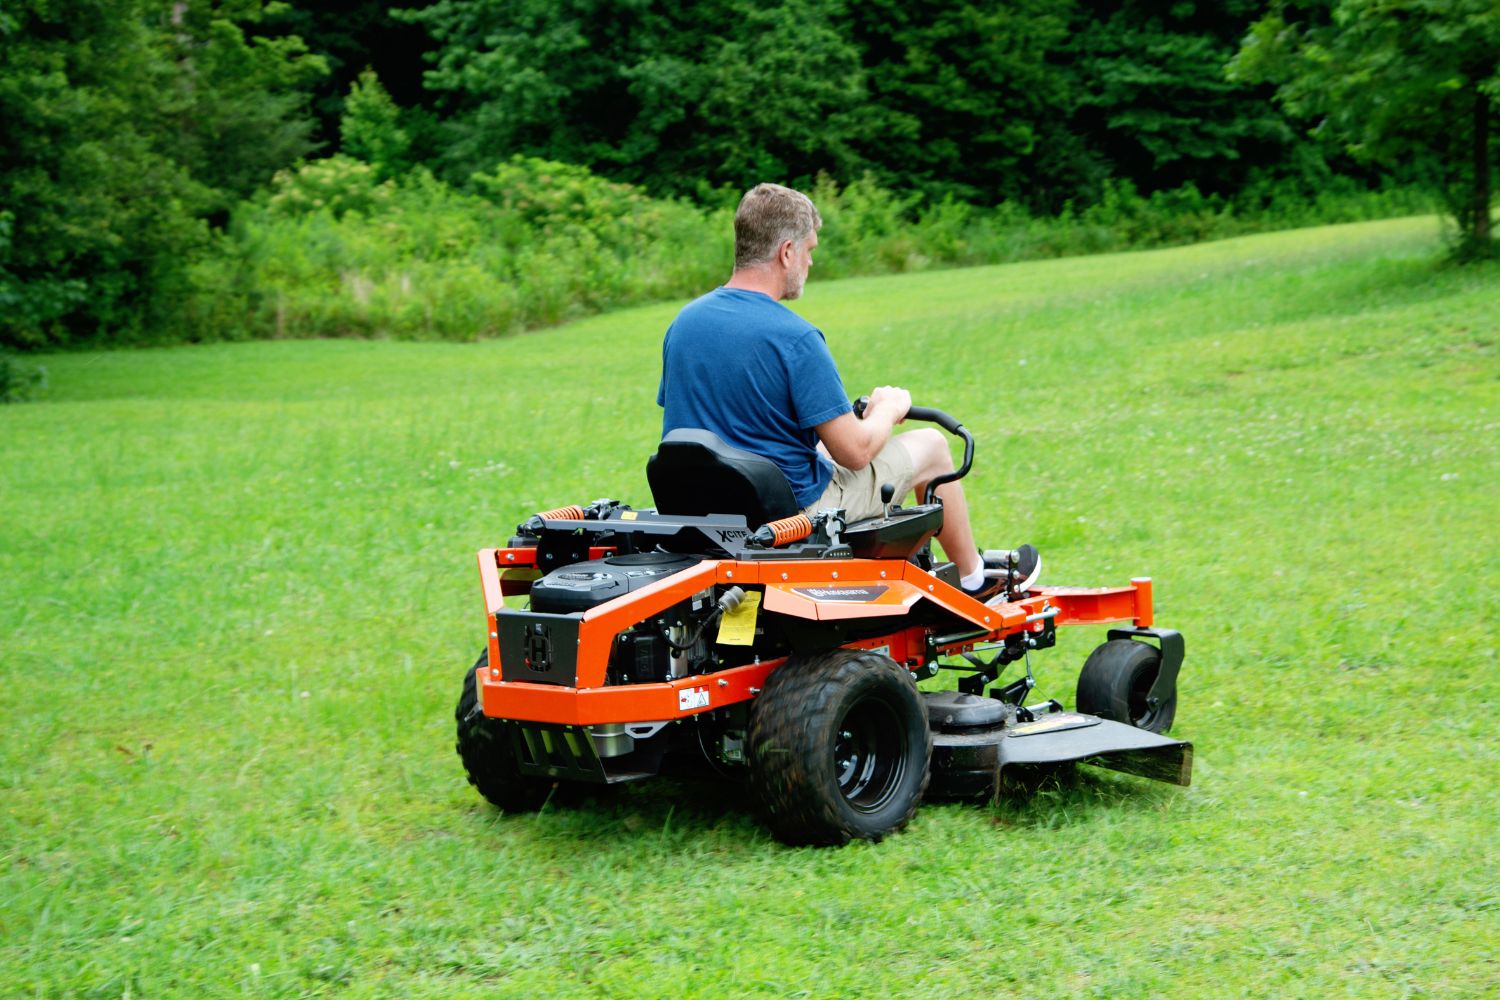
[1127,662,1159,728]
[832,696,905,813]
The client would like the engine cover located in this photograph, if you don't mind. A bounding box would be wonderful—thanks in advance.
[530,552,702,613]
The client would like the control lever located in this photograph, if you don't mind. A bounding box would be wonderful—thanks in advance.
[880,482,896,519]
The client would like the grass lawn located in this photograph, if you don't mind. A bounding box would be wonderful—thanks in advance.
[2,216,1496,997]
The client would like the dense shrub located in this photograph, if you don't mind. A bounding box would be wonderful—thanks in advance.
[174,158,1431,344]
[184,156,731,341]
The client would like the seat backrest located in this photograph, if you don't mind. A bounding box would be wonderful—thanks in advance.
[647,428,800,526]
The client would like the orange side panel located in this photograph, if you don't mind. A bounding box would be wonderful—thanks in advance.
[762,580,924,620]
[479,658,781,724]
[740,558,901,585]
[902,563,1026,631]
[574,561,724,687]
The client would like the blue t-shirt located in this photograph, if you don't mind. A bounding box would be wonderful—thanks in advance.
[657,288,851,507]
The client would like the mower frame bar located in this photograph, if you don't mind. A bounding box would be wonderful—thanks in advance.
[476,547,1157,726]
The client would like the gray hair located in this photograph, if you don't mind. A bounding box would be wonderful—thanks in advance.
[734,183,822,269]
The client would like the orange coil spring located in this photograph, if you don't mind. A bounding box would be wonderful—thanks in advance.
[534,504,586,521]
[763,513,813,546]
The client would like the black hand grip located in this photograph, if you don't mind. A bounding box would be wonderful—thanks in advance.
[905,405,963,435]
[848,397,972,504]
[853,396,961,434]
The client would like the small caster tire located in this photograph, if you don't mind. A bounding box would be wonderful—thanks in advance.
[1076,639,1176,734]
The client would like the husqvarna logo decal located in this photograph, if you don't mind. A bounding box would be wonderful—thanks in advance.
[790,585,889,603]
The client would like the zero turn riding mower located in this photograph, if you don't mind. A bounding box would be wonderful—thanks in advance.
[457,403,1191,846]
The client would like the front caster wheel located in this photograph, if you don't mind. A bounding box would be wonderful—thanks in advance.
[1076,638,1177,734]
[747,649,931,846]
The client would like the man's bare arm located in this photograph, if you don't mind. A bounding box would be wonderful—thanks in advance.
[816,386,910,470]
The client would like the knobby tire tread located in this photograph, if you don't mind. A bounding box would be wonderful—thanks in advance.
[456,651,554,813]
[748,649,931,847]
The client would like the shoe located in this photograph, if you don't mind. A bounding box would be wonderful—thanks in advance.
[978,544,1043,597]
[961,571,1005,603]
[1013,543,1042,592]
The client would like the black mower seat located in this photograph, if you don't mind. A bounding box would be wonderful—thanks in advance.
[647,428,800,527]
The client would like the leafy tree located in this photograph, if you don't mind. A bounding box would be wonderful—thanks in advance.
[153,1,328,218]
[271,0,438,146]
[1231,0,1499,256]
[341,69,412,178]
[842,0,1076,206]
[1064,1,1294,199]
[264,155,396,219]
[1,1,206,347]
[400,0,1415,217]
[400,0,872,195]
[636,1,871,193]
[0,1,324,348]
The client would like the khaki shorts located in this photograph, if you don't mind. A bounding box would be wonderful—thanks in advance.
[803,436,916,522]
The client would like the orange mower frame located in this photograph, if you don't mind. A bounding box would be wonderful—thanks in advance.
[455,405,1191,846]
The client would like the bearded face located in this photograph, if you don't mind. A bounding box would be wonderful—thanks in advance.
[784,263,807,300]
[782,234,816,300]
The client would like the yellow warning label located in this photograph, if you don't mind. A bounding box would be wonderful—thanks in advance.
[716,591,761,646]
[1009,713,1095,736]
[620,511,638,520]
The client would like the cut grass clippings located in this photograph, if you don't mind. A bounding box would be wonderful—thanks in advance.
[2,216,1497,997]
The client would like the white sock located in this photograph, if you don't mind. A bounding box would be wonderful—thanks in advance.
[959,565,985,591]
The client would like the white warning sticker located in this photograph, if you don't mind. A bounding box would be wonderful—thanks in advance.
[678,686,711,712]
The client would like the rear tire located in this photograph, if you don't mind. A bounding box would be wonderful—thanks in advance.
[456,651,554,813]
[1076,639,1176,734]
[747,648,931,846]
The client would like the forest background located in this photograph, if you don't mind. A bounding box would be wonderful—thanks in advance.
[2,0,1497,357]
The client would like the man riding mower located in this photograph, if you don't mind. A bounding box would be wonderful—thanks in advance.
[455,402,1191,846]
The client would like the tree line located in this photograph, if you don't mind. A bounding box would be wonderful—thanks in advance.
[1,0,1495,351]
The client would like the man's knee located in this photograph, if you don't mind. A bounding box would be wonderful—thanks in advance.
[901,428,954,480]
